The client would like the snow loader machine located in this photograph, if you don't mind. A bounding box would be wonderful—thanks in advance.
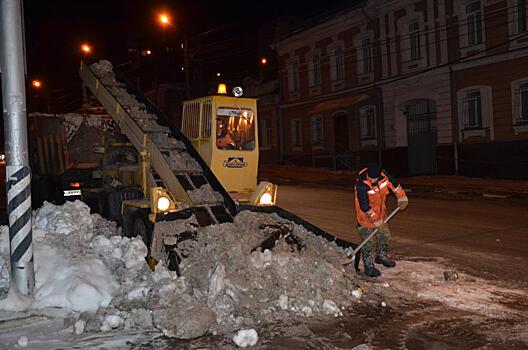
[78,60,358,271]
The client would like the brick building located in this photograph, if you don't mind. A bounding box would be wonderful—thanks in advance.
[273,0,528,179]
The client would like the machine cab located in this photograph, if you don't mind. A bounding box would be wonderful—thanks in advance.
[181,93,276,205]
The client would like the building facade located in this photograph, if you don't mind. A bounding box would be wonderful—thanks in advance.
[274,0,528,178]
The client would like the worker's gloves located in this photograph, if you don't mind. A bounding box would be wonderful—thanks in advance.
[398,196,409,211]
[373,220,388,232]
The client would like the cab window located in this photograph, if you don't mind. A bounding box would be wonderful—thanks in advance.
[216,108,255,150]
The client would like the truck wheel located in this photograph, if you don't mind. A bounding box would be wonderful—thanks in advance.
[133,213,153,248]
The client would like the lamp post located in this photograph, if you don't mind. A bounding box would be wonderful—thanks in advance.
[0,0,35,296]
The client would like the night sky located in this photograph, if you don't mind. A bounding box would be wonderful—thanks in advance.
[23,0,351,112]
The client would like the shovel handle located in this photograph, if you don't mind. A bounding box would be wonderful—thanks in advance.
[343,207,400,266]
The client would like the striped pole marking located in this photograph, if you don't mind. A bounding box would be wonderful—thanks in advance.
[6,165,34,295]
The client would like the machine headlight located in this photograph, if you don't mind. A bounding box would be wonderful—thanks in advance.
[157,196,171,211]
[250,181,277,206]
[259,192,273,206]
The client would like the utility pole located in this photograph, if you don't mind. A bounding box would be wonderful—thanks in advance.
[0,0,35,295]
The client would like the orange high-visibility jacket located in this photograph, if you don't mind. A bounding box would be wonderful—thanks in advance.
[354,167,406,228]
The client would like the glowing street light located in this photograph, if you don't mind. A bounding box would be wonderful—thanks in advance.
[81,43,92,54]
[261,57,267,64]
[216,72,221,77]
[146,49,152,55]
[159,13,170,26]
[32,80,42,88]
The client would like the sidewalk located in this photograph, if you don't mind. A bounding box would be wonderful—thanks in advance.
[258,164,528,200]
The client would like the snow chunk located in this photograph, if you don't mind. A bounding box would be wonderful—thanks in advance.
[122,237,148,269]
[323,300,341,316]
[17,336,29,347]
[278,295,288,310]
[101,315,125,332]
[187,184,224,204]
[207,263,225,307]
[33,200,93,239]
[74,319,86,335]
[32,242,118,312]
[233,329,258,348]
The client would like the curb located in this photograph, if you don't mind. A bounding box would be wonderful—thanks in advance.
[261,177,528,201]
[402,185,528,200]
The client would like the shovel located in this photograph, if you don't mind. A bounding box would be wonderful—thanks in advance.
[343,207,400,267]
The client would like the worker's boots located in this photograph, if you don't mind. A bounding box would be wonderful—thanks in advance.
[375,245,396,268]
[362,250,381,278]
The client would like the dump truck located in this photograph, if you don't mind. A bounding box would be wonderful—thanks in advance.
[77,59,357,270]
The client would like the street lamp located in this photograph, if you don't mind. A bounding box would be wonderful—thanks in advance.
[81,43,92,55]
[261,57,267,64]
[32,80,42,88]
[159,13,171,26]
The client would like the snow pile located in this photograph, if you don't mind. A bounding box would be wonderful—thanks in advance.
[233,329,258,348]
[0,201,120,312]
[0,198,359,339]
[152,210,359,336]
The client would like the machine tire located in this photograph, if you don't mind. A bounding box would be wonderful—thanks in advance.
[130,210,154,248]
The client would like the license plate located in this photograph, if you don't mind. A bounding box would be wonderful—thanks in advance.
[63,189,81,197]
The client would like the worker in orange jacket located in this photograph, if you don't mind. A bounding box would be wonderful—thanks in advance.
[354,163,408,277]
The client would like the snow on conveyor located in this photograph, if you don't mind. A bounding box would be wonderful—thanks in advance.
[0,200,360,340]
[89,60,203,176]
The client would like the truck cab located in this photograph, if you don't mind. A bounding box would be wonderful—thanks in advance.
[181,93,277,205]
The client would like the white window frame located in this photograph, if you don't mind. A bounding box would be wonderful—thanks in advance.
[457,0,486,57]
[307,51,322,87]
[310,115,324,146]
[397,12,426,72]
[328,41,345,82]
[259,118,273,150]
[290,119,303,149]
[466,1,484,46]
[408,20,421,62]
[287,58,299,93]
[507,0,528,49]
[457,86,494,140]
[511,78,528,134]
[361,38,373,74]
[359,105,377,146]
[354,30,375,82]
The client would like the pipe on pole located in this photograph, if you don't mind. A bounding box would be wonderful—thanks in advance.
[0,0,35,295]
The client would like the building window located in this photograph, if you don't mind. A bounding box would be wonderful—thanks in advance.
[517,0,527,33]
[311,116,324,144]
[466,1,483,46]
[447,0,455,15]
[288,61,299,92]
[359,106,376,140]
[513,81,528,125]
[331,47,344,81]
[409,20,421,61]
[308,54,321,87]
[291,119,302,147]
[260,119,272,148]
[361,39,372,73]
[463,91,482,129]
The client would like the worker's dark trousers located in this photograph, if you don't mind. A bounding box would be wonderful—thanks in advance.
[356,224,391,253]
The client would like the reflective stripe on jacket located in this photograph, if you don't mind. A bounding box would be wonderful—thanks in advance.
[354,167,406,228]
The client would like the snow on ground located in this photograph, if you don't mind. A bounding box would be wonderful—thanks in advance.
[0,199,362,345]
[367,257,528,319]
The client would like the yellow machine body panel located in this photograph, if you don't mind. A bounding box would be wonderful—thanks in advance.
[182,95,258,194]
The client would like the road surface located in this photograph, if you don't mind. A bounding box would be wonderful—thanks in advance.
[276,185,528,287]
